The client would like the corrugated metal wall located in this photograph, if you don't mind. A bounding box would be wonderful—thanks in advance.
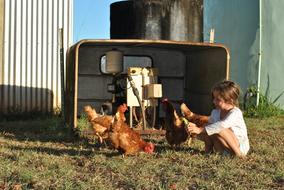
[0,0,73,113]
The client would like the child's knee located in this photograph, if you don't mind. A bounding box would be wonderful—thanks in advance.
[219,128,233,135]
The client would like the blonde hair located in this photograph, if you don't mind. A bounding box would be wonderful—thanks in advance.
[212,80,240,107]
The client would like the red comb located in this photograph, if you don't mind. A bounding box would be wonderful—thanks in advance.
[161,98,168,103]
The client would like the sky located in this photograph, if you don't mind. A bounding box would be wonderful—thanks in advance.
[73,0,119,42]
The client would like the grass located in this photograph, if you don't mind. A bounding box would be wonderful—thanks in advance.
[243,85,284,118]
[0,116,284,189]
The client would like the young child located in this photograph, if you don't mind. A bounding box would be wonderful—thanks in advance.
[187,80,250,157]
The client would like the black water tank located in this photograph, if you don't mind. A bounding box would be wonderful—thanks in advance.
[110,1,135,39]
[110,0,203,42]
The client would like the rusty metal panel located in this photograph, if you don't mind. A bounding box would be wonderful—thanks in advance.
[0,0,73,113]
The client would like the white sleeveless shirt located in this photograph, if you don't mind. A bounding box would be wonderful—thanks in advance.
[205,107,250,155]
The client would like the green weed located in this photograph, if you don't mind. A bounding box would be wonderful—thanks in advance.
[76,113,89,134]
[243,86,284,118]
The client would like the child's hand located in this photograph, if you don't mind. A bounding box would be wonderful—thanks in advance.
[187,122,203,135]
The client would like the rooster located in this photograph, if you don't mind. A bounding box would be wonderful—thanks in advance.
[161,99,189,147]
[180,103,209,145]
[83,104,128,144]
[109,109,155,156]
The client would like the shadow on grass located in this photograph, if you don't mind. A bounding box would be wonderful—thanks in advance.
[154,144,202,155]
[0,119,203,158]
[142,135,203,154]
[2,137,203,159]
[3,142,170,158]
[4,144,93,157]
[0,118,78,143]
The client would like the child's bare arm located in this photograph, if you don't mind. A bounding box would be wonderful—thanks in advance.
[187,122,205,135]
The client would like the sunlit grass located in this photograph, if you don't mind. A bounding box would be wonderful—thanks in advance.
[0,116,284,189]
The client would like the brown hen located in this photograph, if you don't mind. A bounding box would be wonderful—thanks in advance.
[83,104,128,144]
[84,105,112,144]
[109,109,155,156]
[161,99,189,147]
[180,103,209,145]
[180,103,209,128]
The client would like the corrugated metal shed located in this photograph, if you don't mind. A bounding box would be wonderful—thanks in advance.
[0,0,73,113]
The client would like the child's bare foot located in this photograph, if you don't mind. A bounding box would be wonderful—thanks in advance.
[236,153,246,159]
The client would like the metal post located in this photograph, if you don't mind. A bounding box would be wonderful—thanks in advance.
[129,106,133,128]
[59,28,65,121]
[256,0,262,106]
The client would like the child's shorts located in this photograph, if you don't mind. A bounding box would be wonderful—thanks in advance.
[238,137,250,155]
